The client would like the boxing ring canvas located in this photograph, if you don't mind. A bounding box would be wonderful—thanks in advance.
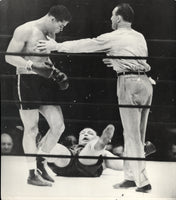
[1,0,176,200]
[1,156,176,200]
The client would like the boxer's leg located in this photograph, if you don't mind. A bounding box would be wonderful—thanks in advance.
[47,143,71,168]
[19,109,51,186]
[20,109,39,157]
[35,105,65,182]
[39,105,65,153]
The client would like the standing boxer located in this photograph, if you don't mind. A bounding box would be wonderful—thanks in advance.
[5,5,71,186]
[36,3,153,192]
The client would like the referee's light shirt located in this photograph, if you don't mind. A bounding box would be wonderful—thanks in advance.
[57,27,151,73]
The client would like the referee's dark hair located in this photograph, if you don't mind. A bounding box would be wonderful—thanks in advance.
[116,3,134,23]
[48,5,72,22]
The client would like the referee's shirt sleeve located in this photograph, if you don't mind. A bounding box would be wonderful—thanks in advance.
[56,32,112,53]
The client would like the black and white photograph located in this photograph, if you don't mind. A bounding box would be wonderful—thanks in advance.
[1,0,176,199]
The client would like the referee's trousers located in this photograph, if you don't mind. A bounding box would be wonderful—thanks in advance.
[117,74,153,187]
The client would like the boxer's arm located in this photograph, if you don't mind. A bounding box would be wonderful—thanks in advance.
[103,150,123,171]
[5,27,32,69]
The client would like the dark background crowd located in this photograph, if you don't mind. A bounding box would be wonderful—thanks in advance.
[0,0,176,160]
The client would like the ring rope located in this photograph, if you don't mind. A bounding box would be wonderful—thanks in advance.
[0,99,156,108]
[2,99,175,109]
[1,74,176,84]
[1,34,176,43]
[2,116,175,126]
[1,153,175,162]
[1,51,176,60]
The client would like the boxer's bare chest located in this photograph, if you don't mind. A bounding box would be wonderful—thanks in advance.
[24,27,54,62]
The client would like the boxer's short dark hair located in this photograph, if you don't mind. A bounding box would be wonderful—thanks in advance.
[48,5,72,22]
[116,3,134,23]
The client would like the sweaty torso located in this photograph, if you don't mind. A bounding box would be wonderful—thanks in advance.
[17,21,55,74]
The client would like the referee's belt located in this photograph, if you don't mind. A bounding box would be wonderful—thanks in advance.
[117,71,146,76]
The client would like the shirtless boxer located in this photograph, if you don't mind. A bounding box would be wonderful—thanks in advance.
[46,124,123,177]
[5,5,71,186]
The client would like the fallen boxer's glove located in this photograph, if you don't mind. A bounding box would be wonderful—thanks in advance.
[31,61,69,90]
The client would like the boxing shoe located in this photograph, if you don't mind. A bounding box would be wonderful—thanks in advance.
[37,157,55,182]
[27,172,52,186]
[145,141,156,157]
[113,180,136,189]
[136,184,152,193]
